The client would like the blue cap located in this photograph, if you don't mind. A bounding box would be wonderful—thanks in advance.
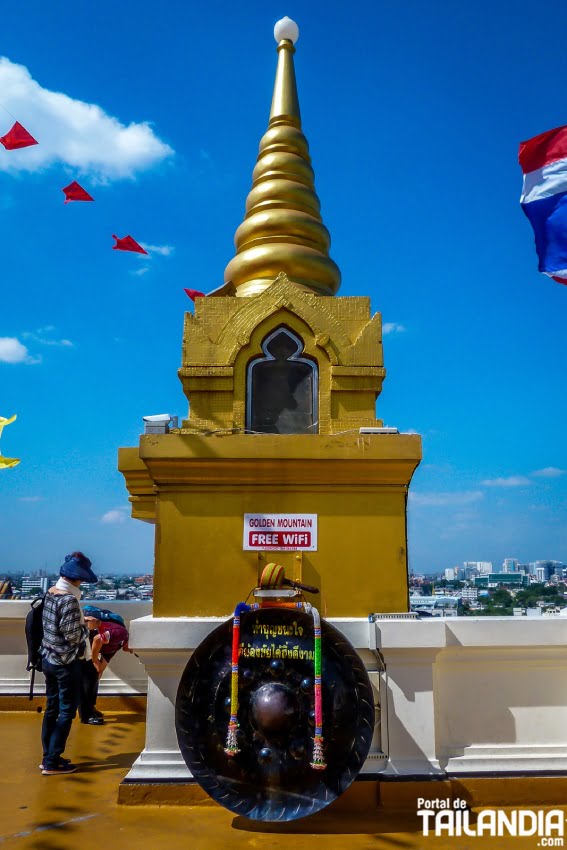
[59,553,97,584]
[83,604,103,618]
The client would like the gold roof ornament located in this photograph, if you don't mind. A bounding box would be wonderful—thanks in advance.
[0,414,20,469]
[224,17,341,298]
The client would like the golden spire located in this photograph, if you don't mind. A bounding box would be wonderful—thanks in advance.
[224,17,341,298]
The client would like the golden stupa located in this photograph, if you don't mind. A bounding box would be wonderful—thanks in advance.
[224,21,340,298]
[119,16,422,618]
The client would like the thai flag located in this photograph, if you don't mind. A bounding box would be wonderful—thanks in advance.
[520,125,567,285]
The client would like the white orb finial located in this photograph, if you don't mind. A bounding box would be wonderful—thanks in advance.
[274,16,299,44]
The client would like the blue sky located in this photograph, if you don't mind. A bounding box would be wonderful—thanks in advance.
[1,0,566,576]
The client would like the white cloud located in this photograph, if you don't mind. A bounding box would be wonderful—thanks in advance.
[100,508,128,525]
[481,476,531,487]
[140,243,175,257]
[19,496,43,502]
[0,57,173,180]
[409,490,484,506]
[382,322,406,334]
[0,337,40,364]
[22,327,73,347]
[453,509,478,524]
[129,243,175,275]
[531,467,565,478]
[439,508,482,539]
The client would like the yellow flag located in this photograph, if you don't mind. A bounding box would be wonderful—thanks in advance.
[0,457,20,469]
[0,414,17,437]
[0,414,20,468]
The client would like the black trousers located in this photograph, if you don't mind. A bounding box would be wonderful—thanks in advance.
[79,659,99,721]
[41,657,81,768]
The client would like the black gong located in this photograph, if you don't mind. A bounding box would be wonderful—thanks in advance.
[175,607,374,821]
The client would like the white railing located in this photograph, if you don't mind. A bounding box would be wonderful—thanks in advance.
[2,607,566,781]
[376,616,567,776]
[122,614,567,782]
[0,600,150,696]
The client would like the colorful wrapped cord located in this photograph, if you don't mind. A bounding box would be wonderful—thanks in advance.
[224,601,250,756]
[224,598,326,771]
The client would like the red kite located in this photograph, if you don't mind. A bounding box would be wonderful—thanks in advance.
[0,122,38,150]
[62,181,94,203]
[112,235,148,255]
[184,289,205,301]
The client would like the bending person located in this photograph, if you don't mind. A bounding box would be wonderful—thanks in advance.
[80,608,130,724]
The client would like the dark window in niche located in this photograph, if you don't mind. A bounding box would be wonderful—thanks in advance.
[247,328,318,434]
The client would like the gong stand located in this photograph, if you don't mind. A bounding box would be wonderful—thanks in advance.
[175,587,374,821]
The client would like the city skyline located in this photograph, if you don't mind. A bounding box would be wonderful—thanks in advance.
[1,0,566,574]
[5,554,566,582]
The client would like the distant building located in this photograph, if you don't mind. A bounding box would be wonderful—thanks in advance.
[461,586,478,602]
[474,573,529,588]
[92,589,118,600]
[526,561,564,580]
[410,594,460,617]
[533,562,552,582]
[464,561,492,576]
[21,576,49,595]
[502,558,519,573]
[543,606,562,617]
[444,568,455,581]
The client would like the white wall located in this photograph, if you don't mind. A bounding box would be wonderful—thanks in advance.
[377,617,567,775]
[123,615,567,781]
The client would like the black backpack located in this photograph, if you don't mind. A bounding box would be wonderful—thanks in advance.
[25,595,45,700]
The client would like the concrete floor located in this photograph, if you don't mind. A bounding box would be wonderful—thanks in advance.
[1,709,564,850]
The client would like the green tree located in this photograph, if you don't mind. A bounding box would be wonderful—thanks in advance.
[491,587,513,607]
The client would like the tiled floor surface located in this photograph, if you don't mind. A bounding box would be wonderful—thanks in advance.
[1,711,562,850]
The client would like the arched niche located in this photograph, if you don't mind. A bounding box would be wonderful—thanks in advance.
[247,327,318,434]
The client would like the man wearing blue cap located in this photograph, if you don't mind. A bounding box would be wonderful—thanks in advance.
[39,551,98,775]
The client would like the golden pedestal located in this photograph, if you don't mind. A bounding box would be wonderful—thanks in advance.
[120,430,420,617]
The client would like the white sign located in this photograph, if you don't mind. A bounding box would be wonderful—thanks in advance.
[243,513,318,551]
